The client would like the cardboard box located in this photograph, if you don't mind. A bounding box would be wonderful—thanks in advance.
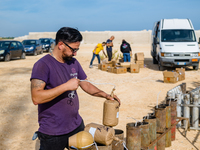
[113,67,127,74]
[106,63,113,68]
[130,63,140,73]
[98,64,102,69]
[119,62,131,68]
[163,70,179,83]
[175,68,185,81]
[112,60,118,67]
[107,66,114,73]
[135,53,144,61]
[101,64,108,71]
[119,58,124,62]
[136,60,144,68]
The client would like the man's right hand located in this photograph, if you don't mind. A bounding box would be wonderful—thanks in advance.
[66,78,80,91]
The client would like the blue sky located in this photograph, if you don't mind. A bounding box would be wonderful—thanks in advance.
[0,0,200,37]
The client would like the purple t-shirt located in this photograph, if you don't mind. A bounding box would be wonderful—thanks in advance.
[30,54,87,135]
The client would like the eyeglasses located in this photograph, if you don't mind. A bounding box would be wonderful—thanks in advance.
[63,41,79,53]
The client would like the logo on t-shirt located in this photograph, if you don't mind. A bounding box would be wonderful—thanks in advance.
[122,44,128,49]
[70,68,77,77]
[68,68,77,102]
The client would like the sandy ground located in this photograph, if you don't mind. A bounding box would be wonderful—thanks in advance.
[0,44,200,150]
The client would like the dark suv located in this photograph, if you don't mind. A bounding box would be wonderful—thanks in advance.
[0,40,26,61]
[39,38,55,52]
[22,39,43,56]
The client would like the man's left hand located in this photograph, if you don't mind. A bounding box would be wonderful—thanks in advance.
[105,94,121,106]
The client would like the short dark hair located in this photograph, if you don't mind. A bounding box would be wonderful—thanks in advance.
[102,42,106,44]
[55,27,83,45]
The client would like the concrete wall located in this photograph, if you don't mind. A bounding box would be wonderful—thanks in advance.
[28,32,56,39]
[195,30,200,42]
[81,30,152,45]
[15,30,200,44]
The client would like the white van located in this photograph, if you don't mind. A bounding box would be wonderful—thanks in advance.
[151,19,200,70]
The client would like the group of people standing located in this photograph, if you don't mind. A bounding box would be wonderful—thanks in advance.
[89,36,132,68]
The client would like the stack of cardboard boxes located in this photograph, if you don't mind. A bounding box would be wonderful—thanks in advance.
[163,68,185,83]
[98,52,145,74]
[98,60,127,74]
[128,52,145,73]
[135,53,144,68]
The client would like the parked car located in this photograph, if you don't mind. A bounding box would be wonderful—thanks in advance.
[22,39,43,56]
[0,40,26,61]
[39,38,55,52]
[151,18,200,70]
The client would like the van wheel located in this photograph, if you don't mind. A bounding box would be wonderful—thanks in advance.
[20,52,26,59]
[158,60,164,71]
[193,65,199,70]
[158,64,164,71]
[153,57,158,64]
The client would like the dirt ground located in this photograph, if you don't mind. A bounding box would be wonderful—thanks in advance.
[0,44,200,150]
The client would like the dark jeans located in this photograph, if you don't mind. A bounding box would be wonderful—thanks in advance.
[123,53,130,62]
[38,120,85,150]
[106,50,112,61]
[90,53,100,65]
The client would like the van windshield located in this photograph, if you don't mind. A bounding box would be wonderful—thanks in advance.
[161,29,196,42]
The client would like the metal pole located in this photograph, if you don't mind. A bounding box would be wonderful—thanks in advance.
[167,91,173,99]
[192,94,199,128]
[184,94,190,128]
[198,90,200,123]
[172,89,176,99]
[176,93,182,128]
[198,90,200,104]
[181,83,186,94]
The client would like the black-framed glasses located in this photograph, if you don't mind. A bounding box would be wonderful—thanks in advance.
[63,41,79,53]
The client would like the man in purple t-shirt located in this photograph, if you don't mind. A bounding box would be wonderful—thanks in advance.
[30,27,120,150]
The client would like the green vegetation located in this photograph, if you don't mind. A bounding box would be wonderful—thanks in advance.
[100,54,105,60]
[100,49,121,61]
[111,50,118,60]
[0,37,14,40]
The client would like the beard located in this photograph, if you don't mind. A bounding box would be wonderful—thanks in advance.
[63,55,73,61]
[62,48,74,61]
